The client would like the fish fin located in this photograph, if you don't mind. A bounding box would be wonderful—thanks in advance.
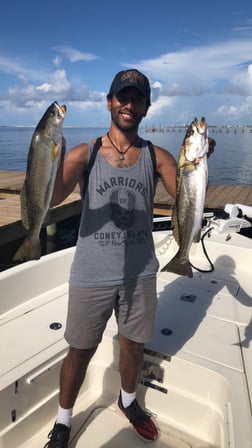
[161,255,193,278]
[51,141,60,161]
[13,237,41,261]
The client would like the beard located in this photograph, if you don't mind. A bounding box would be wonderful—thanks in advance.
[110,108,144,133]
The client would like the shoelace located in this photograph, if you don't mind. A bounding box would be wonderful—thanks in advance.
[43,424,70,448]
[125,400,152,423]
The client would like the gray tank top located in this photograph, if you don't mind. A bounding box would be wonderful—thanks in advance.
[69,139,159,287]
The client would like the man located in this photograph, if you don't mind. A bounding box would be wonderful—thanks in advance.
[44,69,215,447]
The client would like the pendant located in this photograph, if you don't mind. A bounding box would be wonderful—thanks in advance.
[119,154,124,161]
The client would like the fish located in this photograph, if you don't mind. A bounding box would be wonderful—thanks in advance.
[161,117,209,278]
[13,101,66,261]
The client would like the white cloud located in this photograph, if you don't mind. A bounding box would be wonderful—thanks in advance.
[52,46,99,63]
[0,54,48,81]
[227,63,252,95]
[131,38,252,95]
[45,70,72,94]
[1,37,252,125]
[216,104,239,117]
[53,56,62,67]
[3,68,94,107]
[147,95,174,121]
[213,95,252,125]
[5,69,73,105]
[36,83,52,93]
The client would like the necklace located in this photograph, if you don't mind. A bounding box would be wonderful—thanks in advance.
[107,132,139,161]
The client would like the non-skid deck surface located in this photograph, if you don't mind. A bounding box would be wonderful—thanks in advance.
[69,407,191,448]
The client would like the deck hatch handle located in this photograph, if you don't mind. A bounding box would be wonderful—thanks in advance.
[26,352,66,384]
[140,380,168,394]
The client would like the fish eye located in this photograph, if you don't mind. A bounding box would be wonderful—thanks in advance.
[185,128,194,138]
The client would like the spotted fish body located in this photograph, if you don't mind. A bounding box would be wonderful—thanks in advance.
[161,117,208,277]
[13,102,66,261]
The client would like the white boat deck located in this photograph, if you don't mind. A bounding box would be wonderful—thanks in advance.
[0,228,252,447]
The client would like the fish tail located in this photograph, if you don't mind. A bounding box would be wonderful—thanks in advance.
[161,255,193,278]
[13,237,41,261]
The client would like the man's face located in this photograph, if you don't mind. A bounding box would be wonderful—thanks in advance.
[107,87,149,132]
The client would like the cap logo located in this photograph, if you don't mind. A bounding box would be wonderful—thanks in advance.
[121,70,145,86]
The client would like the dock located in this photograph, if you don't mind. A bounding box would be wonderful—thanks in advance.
[153,181,252,215]
[1,170,252,248]
[0,171,82,247]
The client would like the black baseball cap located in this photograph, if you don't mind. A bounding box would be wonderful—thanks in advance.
[108,69,151,106]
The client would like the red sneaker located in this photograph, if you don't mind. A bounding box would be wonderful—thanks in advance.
[118,392,159,441]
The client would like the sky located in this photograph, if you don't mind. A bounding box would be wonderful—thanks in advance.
[0,0,252,127]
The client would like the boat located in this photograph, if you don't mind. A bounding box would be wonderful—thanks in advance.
[0,205,252,447]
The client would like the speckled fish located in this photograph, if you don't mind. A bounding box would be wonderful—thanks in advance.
[13,102,66,261]
[161,117,208,277]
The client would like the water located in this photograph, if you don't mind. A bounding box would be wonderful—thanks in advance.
[0,126,252,185]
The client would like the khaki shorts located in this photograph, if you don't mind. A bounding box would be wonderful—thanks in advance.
[65,277,157,349]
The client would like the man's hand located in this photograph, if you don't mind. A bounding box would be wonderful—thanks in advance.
[207,137,216,158]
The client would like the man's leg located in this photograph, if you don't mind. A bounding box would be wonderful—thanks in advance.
[59,345,97,408]
[117,333,158,442]
[43,346,97,448]
[118,333,144,392]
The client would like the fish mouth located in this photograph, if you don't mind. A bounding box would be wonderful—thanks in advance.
[194,117,206,133]
[183,116,209,162]
[54,101,67,117]
[199,117,206,130]
[193,116,206,134]
[60,104,67,114]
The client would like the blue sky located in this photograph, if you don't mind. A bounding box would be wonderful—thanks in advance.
[0,0,252,127]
